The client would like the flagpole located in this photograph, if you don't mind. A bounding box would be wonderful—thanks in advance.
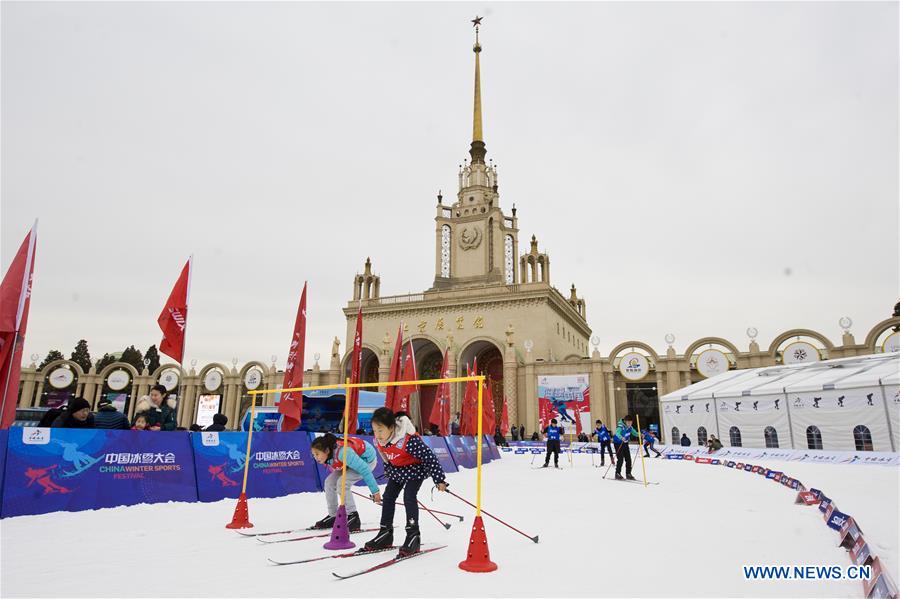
[0,221,37,422]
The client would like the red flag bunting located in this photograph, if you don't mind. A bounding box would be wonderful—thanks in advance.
[345,305,363,431]
[384,326,402,410]
[482,378,496,435]
[428,349,451,435]
[158,257,191,364]
[394,341,418,415]
[278,283,307,431]
[0,223,37,429]
[460,358,478,435]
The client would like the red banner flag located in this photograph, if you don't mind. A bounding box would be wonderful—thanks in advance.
[394,341,418,415]
[428,349,451,435]
[482,378,496,435]
[460,358,478,435]
[500,395,509,435]
[384,326,402,409]
[345,305,363,432]
[158,257,192,364]
[0,223,37,430]
[278,283,307,432]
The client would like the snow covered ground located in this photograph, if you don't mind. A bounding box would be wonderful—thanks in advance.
[1,450,897,598]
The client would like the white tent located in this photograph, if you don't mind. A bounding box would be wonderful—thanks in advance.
[659,353,899,451]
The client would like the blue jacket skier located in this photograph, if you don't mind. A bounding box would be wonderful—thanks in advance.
[642,429,661,458]
[591,420,615,465]
[541,419,564,468]
[613,415,639,480]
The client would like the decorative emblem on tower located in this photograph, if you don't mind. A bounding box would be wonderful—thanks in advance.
[459,226,483,250]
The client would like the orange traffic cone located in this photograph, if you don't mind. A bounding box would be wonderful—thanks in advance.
[458,516,498,572]
[225,492,253,529]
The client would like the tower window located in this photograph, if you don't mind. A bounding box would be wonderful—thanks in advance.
[469,197,474,202]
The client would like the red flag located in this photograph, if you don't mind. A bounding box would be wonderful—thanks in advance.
[345,305,363,431]
[158,257,192,364]
[278,283,307,431]
[394,341,418,414]
[460,358,478,435]
[384,326,402,409]
[428,349,451,435]
[500,395,509,435]
[0,223,37,430]
[481,378,496,435]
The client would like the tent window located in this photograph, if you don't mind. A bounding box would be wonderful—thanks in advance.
[853,425,873,451]
[764,426,779,448]
[806,426,823,450]
[697,427,708,446]
[729,426,742,447]
[671,427,679,444]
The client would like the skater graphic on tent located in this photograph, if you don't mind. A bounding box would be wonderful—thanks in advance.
[53,440,101,477]
[734,401,741,411]
[866,393,874,406]
[689,405,694,414]
[25,465,71,495]
[813,397,821,408]
[675,405,681,414]
[208,463,238,487]
[774,399,780,410]
[752,401,758,411]
[837,396,844,407]
[705,402,710,412]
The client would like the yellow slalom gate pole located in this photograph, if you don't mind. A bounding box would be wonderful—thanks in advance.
[636,413,648,488]
[476,375,484,517]
[240,394,257,494]
[340,377,350,506]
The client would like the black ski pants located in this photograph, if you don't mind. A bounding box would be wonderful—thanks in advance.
[544,439,561,466]
[614,441,633,477]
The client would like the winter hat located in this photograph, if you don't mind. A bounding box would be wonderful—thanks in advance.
[212,413,228,425]
[68,397,91,413]
[97,396,112,407]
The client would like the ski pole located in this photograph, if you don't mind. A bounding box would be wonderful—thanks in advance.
[351,490,464,522]
[443,489,539,543]
[602,441,628,479]
[419,499,451,529]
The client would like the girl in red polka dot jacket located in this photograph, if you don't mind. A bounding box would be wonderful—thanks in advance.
[365,407,448,556]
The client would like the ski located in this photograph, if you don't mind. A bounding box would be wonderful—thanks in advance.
[332,545,447,580]
[257,527,383,545]
[236,528,311,538]
[614,478,660,485]
[267,546,396,566]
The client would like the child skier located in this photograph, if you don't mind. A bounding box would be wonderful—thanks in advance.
[591,419,615,466]
[612,415,639,480]
[366,408,447,556]
[541,418,564,468]
[309,433,381,532]
[642,428,661,457]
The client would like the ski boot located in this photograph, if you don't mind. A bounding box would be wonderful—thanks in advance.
[626,474,636,481]
[364,526,393,552]
[554,464,560,469]
[615,474,624,480]
[312,514,335,530]
[541,463,548,468]
[398,521,421,557]
[347,511,361,532]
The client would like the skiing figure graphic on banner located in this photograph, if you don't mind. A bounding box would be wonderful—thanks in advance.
[537,374,590,433]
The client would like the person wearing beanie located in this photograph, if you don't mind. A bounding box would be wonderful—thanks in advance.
[204,413,228,432]
[51,397,95,429]
[541,418,564,468]
[93,397,129,430]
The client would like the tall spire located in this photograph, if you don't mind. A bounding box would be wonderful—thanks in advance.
[469,16,486,165]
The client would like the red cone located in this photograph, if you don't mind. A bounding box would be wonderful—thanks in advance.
[225,492,253,529]
[458,516,498,572]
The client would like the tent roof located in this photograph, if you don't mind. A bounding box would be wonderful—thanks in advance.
[659,353,899,402]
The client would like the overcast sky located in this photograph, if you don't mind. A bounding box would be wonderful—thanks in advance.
[2,2,897,368]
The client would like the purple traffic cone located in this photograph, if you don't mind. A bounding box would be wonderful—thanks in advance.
[323,504,356,550]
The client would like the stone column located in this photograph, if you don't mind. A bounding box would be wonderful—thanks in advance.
[503,345,518,426]
[589,352,607,425]
[606,372,617,426]
[523,358,537,433]
[19,369,37,407]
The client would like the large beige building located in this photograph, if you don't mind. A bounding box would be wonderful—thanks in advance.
[14,28,900,439]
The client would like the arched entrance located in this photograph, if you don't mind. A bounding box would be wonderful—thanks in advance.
[343,347,380,386]
[458,339,504,431]
[411,338,443,432]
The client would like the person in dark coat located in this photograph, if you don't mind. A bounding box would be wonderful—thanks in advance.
[93,397,129,430]
[38,403,67,428]
[680,433,691,447]
[51,397,95,429]
[133,385,178,430]
[519,424,526,440]
[530,431,539,441]
[204,413,228,432]
[493,427,509,447]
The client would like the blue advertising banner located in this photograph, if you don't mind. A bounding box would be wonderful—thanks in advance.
[479,436,494,463]
[484,436,501,460]
[446,436,476,469]
[192,431,319,502]
[310,434,385,491]
[422,436,458,474]
[0,430,7,503]
[827,509,850,531]
[2,428,197,518]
